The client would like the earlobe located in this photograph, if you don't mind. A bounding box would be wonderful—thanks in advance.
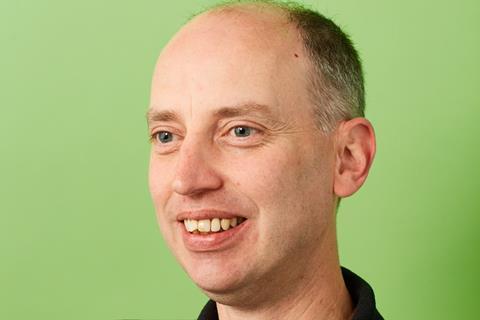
[333,118,376,198]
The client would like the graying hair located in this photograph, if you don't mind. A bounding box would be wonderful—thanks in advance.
[195,0,365,133]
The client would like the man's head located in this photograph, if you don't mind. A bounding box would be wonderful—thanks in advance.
[147,0,375,309]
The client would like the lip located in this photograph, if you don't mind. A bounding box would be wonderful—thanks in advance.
[179,219,250,252]
[176,209,247,222]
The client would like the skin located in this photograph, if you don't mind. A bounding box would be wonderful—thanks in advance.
[148,5,376,320]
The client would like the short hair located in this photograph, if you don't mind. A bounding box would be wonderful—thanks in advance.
[196,0,365,133]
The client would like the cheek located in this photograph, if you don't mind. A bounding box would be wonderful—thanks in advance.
[148,154,182,253]
[226,142,334,232]
[148,153,171,202]
[226,143,329,212]
[148,153,175,234]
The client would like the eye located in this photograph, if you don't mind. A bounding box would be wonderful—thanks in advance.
[232,126,253,137]
[155,131,174,143]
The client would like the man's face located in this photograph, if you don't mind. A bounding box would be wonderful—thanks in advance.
[148,11,337,301]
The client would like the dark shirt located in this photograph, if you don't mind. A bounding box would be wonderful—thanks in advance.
[197,267,383,320]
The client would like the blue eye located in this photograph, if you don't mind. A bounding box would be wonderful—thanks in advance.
[233,126,252,137]
[156,131,173,143]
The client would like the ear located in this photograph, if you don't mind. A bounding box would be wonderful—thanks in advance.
[333,118,376,198]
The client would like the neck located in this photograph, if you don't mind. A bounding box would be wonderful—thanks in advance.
[216,227,353,320]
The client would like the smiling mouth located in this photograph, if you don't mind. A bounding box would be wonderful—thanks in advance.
[183,217,247,234]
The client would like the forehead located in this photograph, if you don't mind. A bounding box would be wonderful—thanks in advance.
[149,7,312,123]
[168,6,303,60]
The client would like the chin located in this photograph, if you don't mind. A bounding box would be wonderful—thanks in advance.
[193,271,262,308]
[190,262,243,292]
[194,277,248,307]
[178,253,250,298]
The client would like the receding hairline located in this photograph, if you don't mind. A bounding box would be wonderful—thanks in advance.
[192,0,304,21]
[187,1,311,44]
[187,1,303,46]
[195,1,284,17]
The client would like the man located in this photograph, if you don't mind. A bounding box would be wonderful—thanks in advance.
[147,1,382,319]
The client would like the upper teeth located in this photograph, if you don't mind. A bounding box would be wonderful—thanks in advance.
[184,217,244,233]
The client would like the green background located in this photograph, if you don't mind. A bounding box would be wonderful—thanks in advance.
[1,0,479,319]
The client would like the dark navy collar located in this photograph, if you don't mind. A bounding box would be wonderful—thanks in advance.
[197,267,383,320]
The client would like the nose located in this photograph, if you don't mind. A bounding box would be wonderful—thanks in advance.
[171,138,223,196]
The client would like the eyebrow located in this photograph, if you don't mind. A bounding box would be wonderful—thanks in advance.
[146,109,180,126]
[146,102,276,126]
[213,102,275,119]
